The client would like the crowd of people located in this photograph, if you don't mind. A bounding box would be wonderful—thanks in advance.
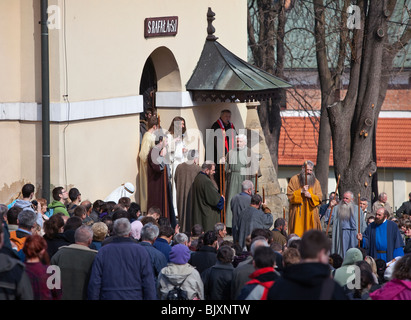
[1,110,410,301]
[0,180,410,300]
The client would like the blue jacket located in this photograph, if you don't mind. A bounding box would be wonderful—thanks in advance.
[138,241,167,279]
[362,219,404,262]
[88,237,156,300]
[153,238,172,262]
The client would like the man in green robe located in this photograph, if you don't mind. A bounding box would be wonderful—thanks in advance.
[225,134,260,230]
[191,161,225,232]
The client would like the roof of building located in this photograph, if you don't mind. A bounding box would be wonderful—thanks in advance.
[186,8,291,102]
[278,115,411,168]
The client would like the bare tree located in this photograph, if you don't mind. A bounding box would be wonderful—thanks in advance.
[248,0,411,204]
[248,0,288,171]
[314,0,411,200]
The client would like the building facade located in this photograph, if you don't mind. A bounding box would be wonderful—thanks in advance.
[0,0,252,204]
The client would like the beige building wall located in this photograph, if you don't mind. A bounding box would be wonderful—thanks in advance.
[0,0,248,203]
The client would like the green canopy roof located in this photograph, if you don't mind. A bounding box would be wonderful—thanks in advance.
[186,8,292,103]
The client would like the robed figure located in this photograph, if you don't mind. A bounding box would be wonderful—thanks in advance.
[138,116,158,213]
[237,194,273,250]
[191,161,225,232]
[174,150,201,232]
[230,180,253,244]
[287,161,322,237]
[206,110,236,193]
[167,116,188,218]
[324,191,367,258]
[360,208,404,262]
[225,134,259,230]
[147,135,177,228]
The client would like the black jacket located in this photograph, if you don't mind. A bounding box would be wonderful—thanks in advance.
[188,245,217,274]
[237,267,280,300]
[201,261,234,300]
[267,262,348,300]
[396,201,411,217]
[43,233,71,258]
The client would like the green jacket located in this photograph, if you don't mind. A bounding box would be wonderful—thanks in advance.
[48,200,69,217]
[191,172,223,232]
[50,244,97,300]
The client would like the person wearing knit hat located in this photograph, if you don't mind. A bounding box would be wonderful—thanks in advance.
[157,244,204,299]
[169,244,191,264]
[333,247,364,287]
[91,222,108,250]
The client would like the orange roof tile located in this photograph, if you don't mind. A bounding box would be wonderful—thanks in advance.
[278,117,411,168]
[375,118,411,168]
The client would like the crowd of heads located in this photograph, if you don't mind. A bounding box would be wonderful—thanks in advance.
[1,181,411,301]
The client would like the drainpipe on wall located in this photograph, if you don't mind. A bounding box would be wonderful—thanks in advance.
[41,0,50,202]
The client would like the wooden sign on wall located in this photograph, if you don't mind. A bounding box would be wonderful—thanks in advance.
[144,16,178,38]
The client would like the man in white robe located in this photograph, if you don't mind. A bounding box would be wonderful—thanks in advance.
[105,182,135,203]
[324,191,367,258]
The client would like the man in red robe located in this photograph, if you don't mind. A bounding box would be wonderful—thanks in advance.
[206,109,237,193]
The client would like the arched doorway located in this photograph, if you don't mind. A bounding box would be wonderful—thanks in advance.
[139,46,182,120]
[139,56,157,121]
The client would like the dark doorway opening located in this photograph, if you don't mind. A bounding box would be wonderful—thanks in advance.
[139,57,157,121]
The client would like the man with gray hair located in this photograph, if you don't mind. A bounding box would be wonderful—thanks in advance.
[230,180,254,244]
[50,225,97,300]
[225,133,260,235]
[138,223,167,289]
[372,192,393,218]
[230,236,270,299]
[237,194,273,250]
[88,218,156,300]
[207,109,237,194]
[9,209,38,253]
[214,222,227,246]
[287,160,323,237]
[324,191,367,258]
[173,232,189,246]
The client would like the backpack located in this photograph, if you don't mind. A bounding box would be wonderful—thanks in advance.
[245,279,275,300]
[9,231,27,252]
[166,275,189,300]
[0,258,25,300]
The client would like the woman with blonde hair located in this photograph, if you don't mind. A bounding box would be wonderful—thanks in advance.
[365,255,379,284]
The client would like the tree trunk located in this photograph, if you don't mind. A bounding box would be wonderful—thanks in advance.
[248,0,285,172]
[313,0,346,199]
[327,0,401,200]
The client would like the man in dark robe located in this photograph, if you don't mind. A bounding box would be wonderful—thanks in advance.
[174,150,201,232]
[230,180,254,244]
[147,134,176,228]
[205,109,237,193]
[191,161,224,232]
[237,194,273,250]
[358,208,404,262]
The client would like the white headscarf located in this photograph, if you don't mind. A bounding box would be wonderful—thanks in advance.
[105,182,135,203]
